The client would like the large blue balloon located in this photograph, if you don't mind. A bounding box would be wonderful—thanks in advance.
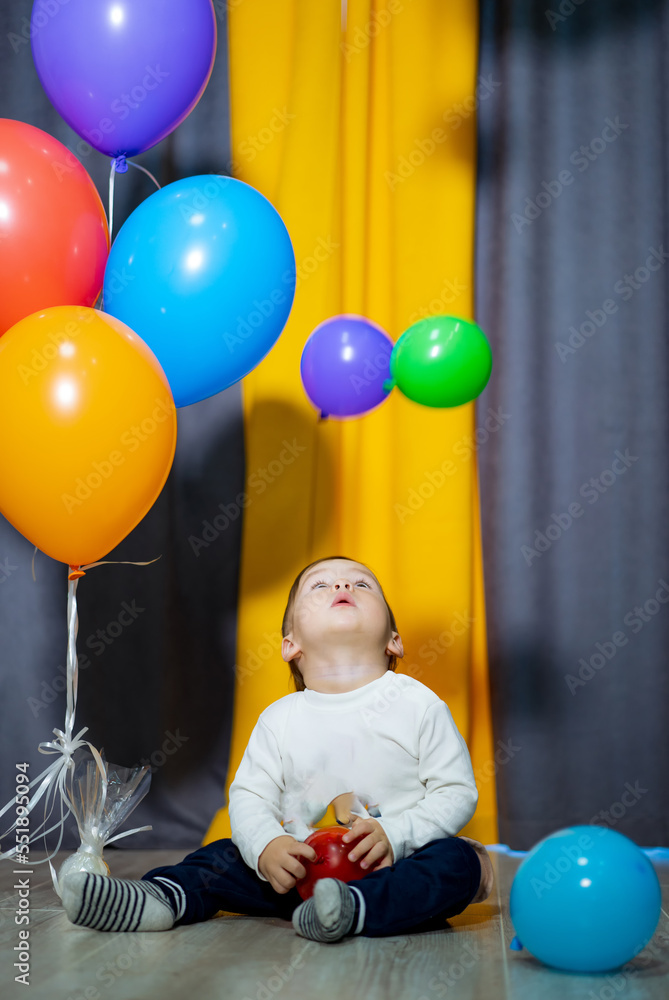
[103,175,296,406]
[510,826,661,972]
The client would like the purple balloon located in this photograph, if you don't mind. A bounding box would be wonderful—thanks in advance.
[301,315,394,419]
[31,0,216,161]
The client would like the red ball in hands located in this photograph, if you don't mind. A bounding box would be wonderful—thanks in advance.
[295,826,369,900]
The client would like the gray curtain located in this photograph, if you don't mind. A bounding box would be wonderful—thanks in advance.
[476,0,669,848]
[0,1,242,850]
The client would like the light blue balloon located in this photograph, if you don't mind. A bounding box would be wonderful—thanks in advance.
[510,825,661,972]
[103,175,296,407]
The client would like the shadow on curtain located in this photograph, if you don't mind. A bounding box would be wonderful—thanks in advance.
[205,0,498,848]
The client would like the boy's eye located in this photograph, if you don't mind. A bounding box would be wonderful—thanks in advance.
[355,580,370,587]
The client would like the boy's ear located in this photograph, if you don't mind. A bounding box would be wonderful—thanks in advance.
[282,635,302,663]
[386,631,404,659]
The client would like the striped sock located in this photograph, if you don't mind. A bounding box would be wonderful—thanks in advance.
[60,872,178,931]
[292,879,364,942]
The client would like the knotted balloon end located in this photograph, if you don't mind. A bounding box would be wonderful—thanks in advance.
[68,566,86,581]
[112,155,128,174]
[509,935,524,951]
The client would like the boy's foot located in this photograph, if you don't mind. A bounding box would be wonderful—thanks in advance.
[60,873,178,931]
[292,878,365,942]
[458,836,494,903]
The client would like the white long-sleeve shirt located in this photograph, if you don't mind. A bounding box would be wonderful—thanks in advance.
[228,669,479,881]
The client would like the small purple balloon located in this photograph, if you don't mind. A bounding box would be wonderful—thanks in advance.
[31,0,217,161]
[301,315,394,419]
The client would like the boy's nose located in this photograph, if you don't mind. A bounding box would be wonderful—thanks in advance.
[333,580,352,591]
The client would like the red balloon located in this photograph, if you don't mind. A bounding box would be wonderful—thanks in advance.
[295,826,370,901]
[0,119,109,335]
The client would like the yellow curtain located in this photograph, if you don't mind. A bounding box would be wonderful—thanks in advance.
[204,0,498,847]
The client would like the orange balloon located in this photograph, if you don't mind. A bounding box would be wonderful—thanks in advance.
[0,119,109,335]
[0,306,177,566]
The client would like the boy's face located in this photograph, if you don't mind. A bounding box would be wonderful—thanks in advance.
[282,558,402,670]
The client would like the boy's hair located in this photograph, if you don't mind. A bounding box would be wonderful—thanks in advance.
[281,555,399,692]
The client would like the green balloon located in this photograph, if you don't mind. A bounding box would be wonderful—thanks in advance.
[389,315,492,407]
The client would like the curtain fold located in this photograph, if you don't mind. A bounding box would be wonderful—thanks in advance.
[475,0,669,848]
[0,0,239,850]
[205,0,497,847]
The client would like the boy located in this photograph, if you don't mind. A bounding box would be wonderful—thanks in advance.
[61,556,493,941]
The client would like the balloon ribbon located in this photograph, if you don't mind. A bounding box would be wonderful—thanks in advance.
[0,555,161,895]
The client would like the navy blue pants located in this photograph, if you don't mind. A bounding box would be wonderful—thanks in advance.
[141,836,481,937]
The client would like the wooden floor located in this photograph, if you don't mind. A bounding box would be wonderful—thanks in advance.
[1,847,667,999]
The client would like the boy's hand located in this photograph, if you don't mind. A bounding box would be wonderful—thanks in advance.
[258,835,318,894]
[343,817,394,871]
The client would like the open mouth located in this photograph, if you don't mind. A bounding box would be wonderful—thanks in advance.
[330,594,357,608]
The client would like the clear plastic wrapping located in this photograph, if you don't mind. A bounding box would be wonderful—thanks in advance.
[56,749,151,891]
